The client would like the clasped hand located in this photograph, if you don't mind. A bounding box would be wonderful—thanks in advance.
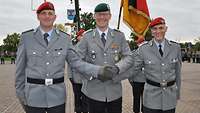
[98,65,119,82]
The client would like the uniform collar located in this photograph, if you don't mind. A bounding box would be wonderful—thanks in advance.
[153,38,165,50]
[97,27,109,39]
[39,27,53,37]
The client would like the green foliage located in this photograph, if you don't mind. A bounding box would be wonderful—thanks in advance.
[194,42,200,51]
[130,28,152,41]
[80,12,96,30]
[129,28,152,50]
[3,33,20,52]
[145,29,153,41]
[127,40,138,51]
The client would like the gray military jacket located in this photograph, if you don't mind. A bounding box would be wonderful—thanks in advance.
[116,39,182,110]
[67,65,86,84]
[128,51,146,83]
[76,28,131,102]
[15,27,100,108]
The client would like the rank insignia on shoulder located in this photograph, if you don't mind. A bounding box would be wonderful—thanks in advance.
[113,29,121,32]
[59,30,69,35]
[170,40,178,44]
[84,29,93,34]
[22,29,34,34]
[139,41,148,47]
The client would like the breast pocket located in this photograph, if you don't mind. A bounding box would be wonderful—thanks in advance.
[144,60,156,70]
[169,58,178,69]
[27,50,43,66]
[52,50,66,66]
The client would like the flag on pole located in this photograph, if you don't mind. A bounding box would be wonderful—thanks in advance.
[121,0,150,37]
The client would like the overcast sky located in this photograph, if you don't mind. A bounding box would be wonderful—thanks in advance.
[0,0,200,45]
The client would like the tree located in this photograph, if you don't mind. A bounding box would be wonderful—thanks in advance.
[130,28,152,41]
[128,40,138,51]
[194,42,200,51]
[3,33,20,52]
[80,12,96,30]
[128,28,152,50]
[192,37,200,51]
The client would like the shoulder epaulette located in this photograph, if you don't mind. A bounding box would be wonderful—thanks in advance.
[59,30,70,36]
[84,29,93,34]
[170,40,178,44]
[113,29,122,33]
[139,41,148,47]
[22,29,34,34]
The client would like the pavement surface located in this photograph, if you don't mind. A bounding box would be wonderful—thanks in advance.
[0,62,200,113]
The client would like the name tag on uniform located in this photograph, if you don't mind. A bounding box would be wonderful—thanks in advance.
[55,48,63,51]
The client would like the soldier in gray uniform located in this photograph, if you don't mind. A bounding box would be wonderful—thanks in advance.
[115,17,182,113]
[15,2,114,113]
[68,66,89,113]
[75,3,130,113]
[128,45,145,113]
[68,30,89,113]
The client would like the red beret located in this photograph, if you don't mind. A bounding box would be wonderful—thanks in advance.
[150,17,165,27]
[37,2,55,14]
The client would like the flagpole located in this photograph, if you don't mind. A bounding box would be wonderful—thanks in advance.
[117,0,123,29]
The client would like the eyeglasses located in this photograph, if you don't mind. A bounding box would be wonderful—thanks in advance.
[151,26,165,31]
[95,12,110,17]
[39,11,55,16]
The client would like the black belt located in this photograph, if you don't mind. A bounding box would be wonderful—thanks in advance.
[27,77,64,86]
[146,79,175,87]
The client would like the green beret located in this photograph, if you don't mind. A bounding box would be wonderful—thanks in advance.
[94,3,110,12]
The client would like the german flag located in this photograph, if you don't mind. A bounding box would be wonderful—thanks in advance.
[121,0,150,37]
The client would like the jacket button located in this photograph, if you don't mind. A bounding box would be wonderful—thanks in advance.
[161,63,165,66]
[46,74,49,76]
[46,62,50,65]
[46,51,49,54]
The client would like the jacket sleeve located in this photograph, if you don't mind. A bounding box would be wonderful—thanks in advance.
[66,64,73,79]
[66,40,101,79]
[176,45,182,100]
[114,48,144,82]
[15,35,27,105]
[120,32,131,57]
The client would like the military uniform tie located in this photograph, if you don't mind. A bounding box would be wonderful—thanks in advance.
[44,33,49,45]
[101,33,106,46]
[159,44,163,57]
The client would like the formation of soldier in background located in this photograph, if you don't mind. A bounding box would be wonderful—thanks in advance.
[181,49,200,63]
[0,51,16,64]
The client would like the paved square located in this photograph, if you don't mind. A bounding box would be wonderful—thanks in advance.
[0,62,199,113]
